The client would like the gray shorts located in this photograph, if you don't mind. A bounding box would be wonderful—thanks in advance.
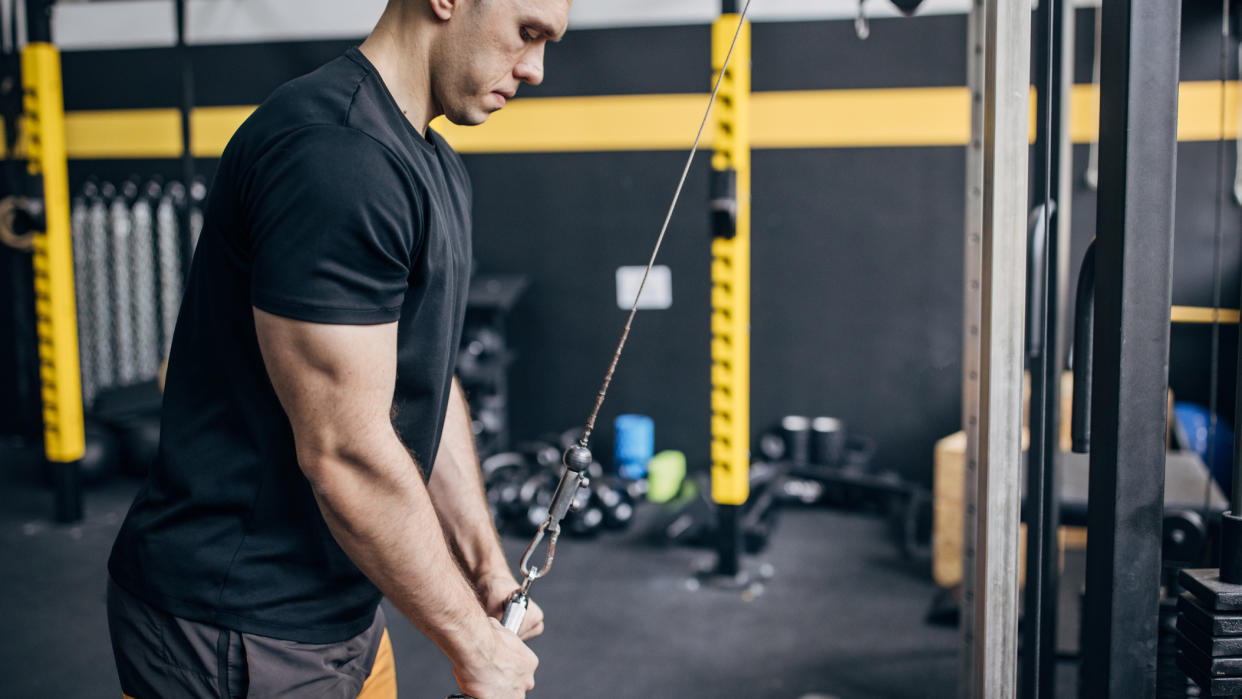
[107,578,391,699]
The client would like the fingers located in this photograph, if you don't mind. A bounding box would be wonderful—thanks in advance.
[518,619,544,641]
[517,600,545,640]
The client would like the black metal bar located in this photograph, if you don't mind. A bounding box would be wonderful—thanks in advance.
[1022,3,1068,695]
[24,0,50,44]
[715,504,740,576]
[1071,241,1095,454]
[1022,202,1051,699]
[1219,0,1242,589]
[1024,207,1047,362]
[50,458,82,522]
[1080,0,1181,696]
[174,0,196,274]
[1235,247,1242,516]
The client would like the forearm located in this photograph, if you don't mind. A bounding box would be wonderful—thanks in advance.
[305,427,491,663]
[428,378,512,582]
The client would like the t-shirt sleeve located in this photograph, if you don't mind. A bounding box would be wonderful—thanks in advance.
[245,126,420,325]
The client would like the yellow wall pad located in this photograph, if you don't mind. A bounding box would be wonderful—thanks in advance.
[1171,305,1241,325]
[46,81,1241,159]
[65,108,182,159]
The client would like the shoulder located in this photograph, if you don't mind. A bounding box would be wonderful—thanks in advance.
[226,54,385,185]
[252,54,370,129]
[425,128,472,193]
[251,125,414,197]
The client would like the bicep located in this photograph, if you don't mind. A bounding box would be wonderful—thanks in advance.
[253,307,397,470]
[248,128,419,324]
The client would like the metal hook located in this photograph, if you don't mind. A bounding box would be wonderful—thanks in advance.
[517,520,560,581]
[855,0,871,40]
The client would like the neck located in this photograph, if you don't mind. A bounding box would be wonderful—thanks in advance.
[359,3,441,136]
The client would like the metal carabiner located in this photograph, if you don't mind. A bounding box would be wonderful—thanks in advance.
[518,519,561,581]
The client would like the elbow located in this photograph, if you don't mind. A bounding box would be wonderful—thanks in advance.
[295,444,341,491]
[291,428,367,492]
[291,423,409,496]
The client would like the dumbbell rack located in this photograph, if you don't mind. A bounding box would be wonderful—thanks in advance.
[457,274,528,458]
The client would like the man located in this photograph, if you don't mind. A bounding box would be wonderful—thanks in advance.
[106,1,571,697]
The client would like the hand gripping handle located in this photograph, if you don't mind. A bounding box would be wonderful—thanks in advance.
[446,592,528,699]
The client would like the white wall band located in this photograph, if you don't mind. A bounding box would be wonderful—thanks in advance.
[51,0,1101,53]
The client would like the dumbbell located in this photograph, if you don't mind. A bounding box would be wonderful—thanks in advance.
[592,478,635,530]
[564,486,603,537]
[518,469,560,535]
[481,452,528,530]
[517,440,562,470]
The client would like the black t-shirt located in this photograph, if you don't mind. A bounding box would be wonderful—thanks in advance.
[108,48,473,643]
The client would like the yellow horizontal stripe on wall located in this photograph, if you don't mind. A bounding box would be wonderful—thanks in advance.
[1068,81,1238,144]
[1171,306,1241,324]
[191,106,255,157]
[1172,81,1238,142]
[753,86,970,148]
[433,93,708,153]
[44,81,1242,159]
[65,108,181,158]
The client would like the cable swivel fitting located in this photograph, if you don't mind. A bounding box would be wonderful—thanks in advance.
[514,442,593,582]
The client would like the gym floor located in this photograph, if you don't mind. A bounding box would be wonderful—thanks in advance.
[0,441,1083,698]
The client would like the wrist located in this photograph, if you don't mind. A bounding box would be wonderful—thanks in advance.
[472,560,517,587]
[440,606,496,666]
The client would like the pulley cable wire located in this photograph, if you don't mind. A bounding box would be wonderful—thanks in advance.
[579,0,753,445]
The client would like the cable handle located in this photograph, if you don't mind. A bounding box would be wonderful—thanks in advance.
[446,444,591,699]
[501,591,529,634]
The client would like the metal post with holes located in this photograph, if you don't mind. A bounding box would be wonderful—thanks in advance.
[961,0,1031,696]
[24,0,86,522]
[1080,1,1181,696]
[709,0,751,577]
[958,2,986,692]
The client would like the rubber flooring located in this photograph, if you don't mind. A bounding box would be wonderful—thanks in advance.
[0,443,1075,698]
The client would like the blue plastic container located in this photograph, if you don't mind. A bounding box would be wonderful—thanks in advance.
[614,414,655,480]
[1173,402,1234,497]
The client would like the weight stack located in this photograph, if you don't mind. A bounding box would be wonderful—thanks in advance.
[1177,567,1242,696]
[1178,514,1242,696]
[1177,511,1242,695]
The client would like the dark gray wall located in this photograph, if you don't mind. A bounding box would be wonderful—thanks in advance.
[0,8,1235,487]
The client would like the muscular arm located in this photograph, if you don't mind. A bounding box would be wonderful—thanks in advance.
[428,379,544,639]
[253,309,535,696]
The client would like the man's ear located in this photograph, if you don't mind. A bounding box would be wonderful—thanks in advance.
[429,0,457,22]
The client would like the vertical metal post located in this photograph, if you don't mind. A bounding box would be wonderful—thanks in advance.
[958,2,986,693]
[709,5,751,529]
[1022,2,1070,697]
[966,0,1031,696]
[23,0,87,522]
[1054,7,1075,339]
[174,0,195,276]
[24,0,48,43]
[1080,0,1181,696]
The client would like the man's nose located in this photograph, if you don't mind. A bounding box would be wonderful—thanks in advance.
[515,44,545,86]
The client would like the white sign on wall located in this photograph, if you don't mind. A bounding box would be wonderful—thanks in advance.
[616,265,673,311]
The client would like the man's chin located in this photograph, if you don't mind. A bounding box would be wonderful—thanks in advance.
[443,106,495,127]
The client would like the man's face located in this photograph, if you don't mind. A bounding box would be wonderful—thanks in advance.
[432,0,571,126]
